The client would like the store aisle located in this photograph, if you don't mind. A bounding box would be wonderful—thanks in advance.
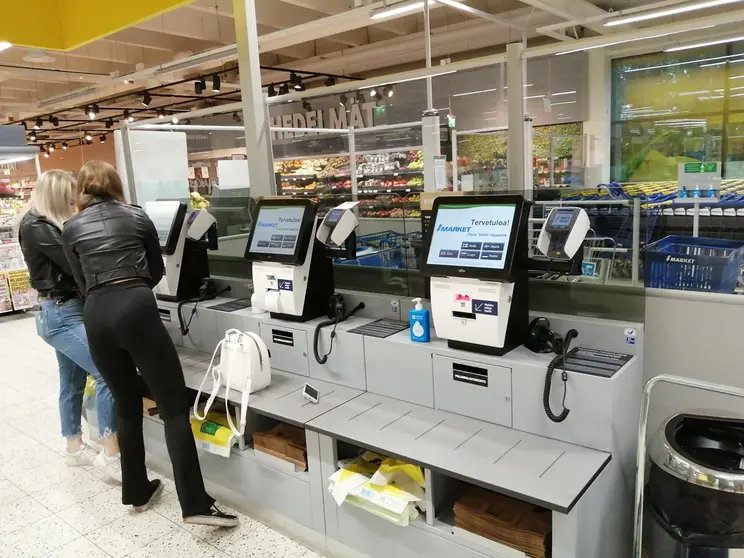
[0,313,324,558]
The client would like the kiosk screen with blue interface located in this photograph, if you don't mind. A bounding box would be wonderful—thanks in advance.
[249,205,306,256]
[426,203,516,270]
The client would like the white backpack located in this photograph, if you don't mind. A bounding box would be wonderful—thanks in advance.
[193,329,271,437]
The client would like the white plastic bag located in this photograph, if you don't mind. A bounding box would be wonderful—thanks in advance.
[193,329,271,437]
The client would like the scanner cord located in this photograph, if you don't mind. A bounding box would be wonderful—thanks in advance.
[543,331,576,423]
[313,302,365,365]
[178,286,232,335]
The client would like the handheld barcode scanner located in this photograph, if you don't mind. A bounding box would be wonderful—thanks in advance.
[420,195,531,356]
[144,200,218,301]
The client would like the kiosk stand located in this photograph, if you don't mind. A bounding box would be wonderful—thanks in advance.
[420,195,531,355]
[145,200,218,302]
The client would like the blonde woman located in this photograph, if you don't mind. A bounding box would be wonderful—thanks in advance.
[17,170,121,481]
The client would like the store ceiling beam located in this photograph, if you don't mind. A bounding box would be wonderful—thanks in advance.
[279,0,415,35]
[517,0,609,33]
[135,9,237,44]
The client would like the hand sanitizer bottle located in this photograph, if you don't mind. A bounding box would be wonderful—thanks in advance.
[410,298,430,343]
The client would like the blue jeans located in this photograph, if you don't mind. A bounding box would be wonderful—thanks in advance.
[35,299,117,439]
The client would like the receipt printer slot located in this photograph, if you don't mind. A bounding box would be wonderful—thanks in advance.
[259,322,309,376]
[452,311,476,320]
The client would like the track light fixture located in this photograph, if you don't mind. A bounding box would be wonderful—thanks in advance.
[34,118,42,130]
[85,133,93,142]
[29,130,37,141]
[195,80,203,95]
[88,104,99,119]
[369,88,378,99]
[105,119,113,129]
[43,150,49,158]
[290,73,304,91]
[50,116,59,127]
[100,134,107,143]
[325,76,336,87]
[303,100,312,111]
[355,91,365,104]
[279,83,289,95]
[268,84,277,97]
[232,112,242,124]
[123,110,134,123]
[141,92,152,107]
[157,109,166,119]
[61,142,68,150]
[212,74,221,93]
[385,86,394,98]
[171,115,179,124]
[48,143,55,153]
[339,93,348,106]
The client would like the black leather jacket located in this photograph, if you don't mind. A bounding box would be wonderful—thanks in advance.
[61,198,164,295]
[18,212,79,296]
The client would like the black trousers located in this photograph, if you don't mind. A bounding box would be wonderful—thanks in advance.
[84,281,214,517]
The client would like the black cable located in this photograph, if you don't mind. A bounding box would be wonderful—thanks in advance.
[178,285,232,335]
[543,329,578,423]
[313,302,365,365]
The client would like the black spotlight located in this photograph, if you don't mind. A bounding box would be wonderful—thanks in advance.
[355,91,365,104]
[48,143,55,153]
[85,132,93,142]
[34,118,42,130]
[232,112,242,124]
[157,109,166,119]
[50,116,59,127]
[100,134,107,143]
[303,100,312,111]
[325,76,336,87]
[290,73,303,91]
[29,130,37,141]
[105,119,113,129]
[123,110,134,123]
[195,80,203,95]
[268,84,277,97]
[61,142,68,150]
[212,74,221,93]
[88,104,99,119]
[141,92,152,107]
[279,83,290,95]
[339,93,348,106]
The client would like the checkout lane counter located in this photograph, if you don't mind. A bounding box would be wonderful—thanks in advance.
[146,195,642,558]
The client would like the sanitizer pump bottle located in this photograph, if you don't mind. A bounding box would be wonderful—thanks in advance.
[410,298,430,343]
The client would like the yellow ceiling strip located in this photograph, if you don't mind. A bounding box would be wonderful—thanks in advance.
[0,0,191,51]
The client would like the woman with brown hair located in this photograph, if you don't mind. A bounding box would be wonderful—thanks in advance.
[62,160,237,526]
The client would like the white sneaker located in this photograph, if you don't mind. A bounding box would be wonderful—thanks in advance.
[93,451,122,484]
[65,443,98,467]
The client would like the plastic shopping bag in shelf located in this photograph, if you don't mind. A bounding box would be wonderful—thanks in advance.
[328,453,426,526]
[190,411,238,458]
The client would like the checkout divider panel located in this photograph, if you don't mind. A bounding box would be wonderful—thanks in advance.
[364,333,435,408]
[309,321,367,391]
[433,355,512,428]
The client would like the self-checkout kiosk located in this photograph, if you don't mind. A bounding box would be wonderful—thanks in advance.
[142,195,644,558]
[245,198,359,321]
[144,200,218,301]
[420,195,531,355]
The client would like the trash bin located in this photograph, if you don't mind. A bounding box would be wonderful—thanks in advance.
[647,413,744,558]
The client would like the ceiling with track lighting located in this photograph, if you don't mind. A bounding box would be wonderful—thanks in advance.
[4,0,744,147]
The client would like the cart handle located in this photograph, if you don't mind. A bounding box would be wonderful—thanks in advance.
[633,374,744,558]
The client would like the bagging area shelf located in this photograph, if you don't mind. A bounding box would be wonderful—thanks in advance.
[147,298,642,558]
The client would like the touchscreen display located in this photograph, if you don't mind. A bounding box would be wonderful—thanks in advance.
[145,201,183,248]
[325,208,344,227]
[249,205,306,256]
[426,203,516,270]
[550,210,573,229]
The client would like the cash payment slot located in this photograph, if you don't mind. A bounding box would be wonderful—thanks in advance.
[145,200,219,302]
[246,199,360,322]
[420,195,531,355]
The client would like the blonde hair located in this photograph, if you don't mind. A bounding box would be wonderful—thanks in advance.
[17,170,77,231]
[77,160,125,210]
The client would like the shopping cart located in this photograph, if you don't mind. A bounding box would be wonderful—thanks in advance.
[338,231,404,268]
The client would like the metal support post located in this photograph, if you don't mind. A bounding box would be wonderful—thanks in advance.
[233,0,275,198]
[507,42,526,194]
[693,200,701,237]
[424,0,434,111]
[632,197,640,287]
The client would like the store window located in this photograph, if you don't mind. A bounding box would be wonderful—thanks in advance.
[610,44,744,182]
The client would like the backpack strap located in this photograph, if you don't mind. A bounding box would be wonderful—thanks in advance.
[192,335,226,421]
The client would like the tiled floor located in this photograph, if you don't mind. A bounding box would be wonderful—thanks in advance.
[0,313,324,558]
